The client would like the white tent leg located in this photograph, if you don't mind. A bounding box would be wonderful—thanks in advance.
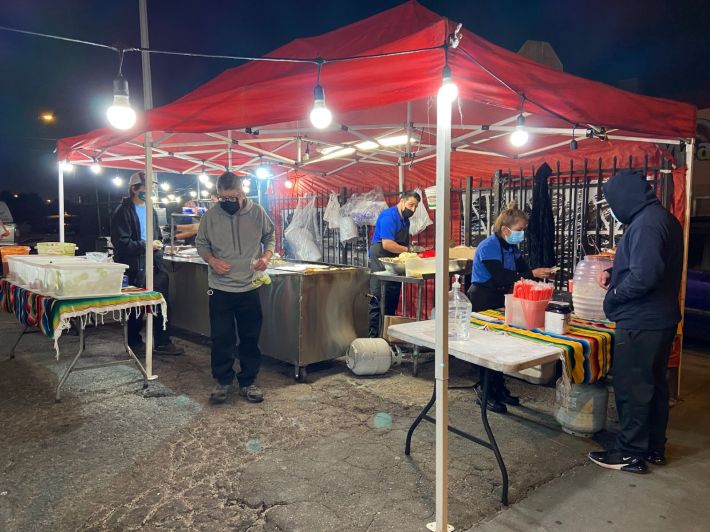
[140,0,156,380]
[58,166,65,243]
[398,156,405,193]
[432,91,453,532]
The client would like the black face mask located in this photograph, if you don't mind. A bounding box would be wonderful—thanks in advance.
[220,201,240,215]
[402,207,415,219]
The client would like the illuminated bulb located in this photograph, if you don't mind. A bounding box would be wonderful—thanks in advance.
[438,65,458,103]
[189,190,197,198]
[309,85,332,129]
[40,112,55,123]
[167,194,176,201]
[256,165,272,180]
[107,75,137,130]
[284,180,294,190]
[90,163,102,175]
[200,190,209,198]
[198,172,209,183]
[58,160,74,172]
[112,176,124,187]
[204,181,214,190]
[509,115,529,147]
[160,182,170,191]
[161,198,169,205]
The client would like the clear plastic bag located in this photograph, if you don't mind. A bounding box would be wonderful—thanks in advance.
[323,192,341,229]
[338,212,359,242]
[408,187,433,235]
[345,188,388,226]
[284,198,323,262]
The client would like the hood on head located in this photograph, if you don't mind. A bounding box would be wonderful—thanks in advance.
[602,170,659,224]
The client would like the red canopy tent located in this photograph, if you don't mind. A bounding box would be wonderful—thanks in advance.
[58,0,695,192]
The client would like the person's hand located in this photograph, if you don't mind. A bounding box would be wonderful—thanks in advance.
[1,228,9,239]
[152,240,163,251]
[597,270,611,290]
[532,267,553,279]
[208,257,232,275]
[175,224,199,240]
[252,255,270,272]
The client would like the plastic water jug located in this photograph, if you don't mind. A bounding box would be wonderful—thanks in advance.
[572,255,613,320]
[448,275,472,340]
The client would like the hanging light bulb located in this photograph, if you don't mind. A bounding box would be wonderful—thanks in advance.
[106,73,137,130]
[198,170,209,183]
[438,65,459,103]
[510,114,529,147]
[160,182,171,191]
[304,144,310,161]
[309,84,332,129]
[58,160,74,172]
[189,190,197,198]
[112,176,124,187]
[90,161,102,175]
[255,164,272,180]
[204,180,214,190]
[167,194,176,201]
[570,127,578,151]
[284,180,294,190]
[161,197,170,205]
[200,190,209,198]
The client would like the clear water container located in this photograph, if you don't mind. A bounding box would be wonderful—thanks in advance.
[448,275,472,340]
[571,255,613,320]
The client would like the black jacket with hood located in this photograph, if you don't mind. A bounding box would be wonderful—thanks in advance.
[602,170,683,330]
[110,197,165,286]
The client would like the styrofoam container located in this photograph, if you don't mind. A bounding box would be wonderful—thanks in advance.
[36,242,77,255]
[45,262,128,297]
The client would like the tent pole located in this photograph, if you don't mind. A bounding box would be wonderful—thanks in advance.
[139,0,156,379]
[398,157,405,193]
[58,165,65,243]
[432,91,452,532]
[678,138,695,397]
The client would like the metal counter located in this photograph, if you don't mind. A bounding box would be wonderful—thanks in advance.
[163,256,369,380]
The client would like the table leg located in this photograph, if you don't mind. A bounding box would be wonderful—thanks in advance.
[412,283,424,376]
[9,325,30,359]
[123,318,149,388]
[379,281,386,337]
[56,326,85,402]
[405,385,436,456]
[479,368,509,505]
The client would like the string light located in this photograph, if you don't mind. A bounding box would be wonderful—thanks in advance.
[438,64,458,103]
[510,114,529,147]
[107,50,136,130]
[309,63,332,129]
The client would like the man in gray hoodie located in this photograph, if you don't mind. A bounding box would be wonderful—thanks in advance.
[196,172,275,404]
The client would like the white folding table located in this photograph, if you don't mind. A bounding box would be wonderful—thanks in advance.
[388,319,563,505]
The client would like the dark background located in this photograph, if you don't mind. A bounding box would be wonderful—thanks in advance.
[1,0,708,204]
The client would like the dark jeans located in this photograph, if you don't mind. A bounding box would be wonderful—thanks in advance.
[368,275,402,338]
[127,268,170,347]
[209,288,263,387]
[613,327,676,457]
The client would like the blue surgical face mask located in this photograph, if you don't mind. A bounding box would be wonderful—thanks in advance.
[137,191,147,202]
[504,229,525,245]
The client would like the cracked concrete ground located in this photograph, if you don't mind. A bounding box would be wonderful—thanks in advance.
[0,311,676,531]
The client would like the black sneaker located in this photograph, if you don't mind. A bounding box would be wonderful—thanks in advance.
[154,341,185,356]
[476,396,508,414]
[646,450,666,465]
[499,384,520,406]
[588,450,648,474]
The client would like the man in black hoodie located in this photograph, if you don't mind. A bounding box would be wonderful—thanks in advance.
[588,170,683,474]
[111,172,183,356]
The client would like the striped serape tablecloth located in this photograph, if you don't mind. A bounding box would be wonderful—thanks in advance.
[471,309,615,384]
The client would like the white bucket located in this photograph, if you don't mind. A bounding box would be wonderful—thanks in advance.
[554,377,609,436]
[347,338,395,376]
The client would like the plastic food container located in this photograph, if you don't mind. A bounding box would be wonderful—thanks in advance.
[404,257,466,278]
[505,294,549,329]
[1,245,30,276]
[45,262,128,297]
[36,242,77,256]
[545,301,572,335]
[7,255,88,290]
[572,255,613,320]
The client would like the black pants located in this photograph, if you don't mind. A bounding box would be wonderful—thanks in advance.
[368,274,402,338]
[209,288,263,387]
[127,268,170,347]
[613,327,676,457]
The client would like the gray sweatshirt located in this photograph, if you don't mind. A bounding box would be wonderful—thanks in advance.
[195,200,276,293]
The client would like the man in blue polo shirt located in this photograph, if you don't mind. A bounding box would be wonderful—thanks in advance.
[368,191,421,337]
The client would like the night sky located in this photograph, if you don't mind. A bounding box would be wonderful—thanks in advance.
[1,0,708,198]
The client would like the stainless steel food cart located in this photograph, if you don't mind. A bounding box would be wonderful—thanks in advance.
[163,255,369,380]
